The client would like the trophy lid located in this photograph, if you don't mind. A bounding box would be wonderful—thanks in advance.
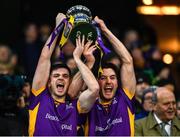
[66,5,92,24]
[66,5,97,45]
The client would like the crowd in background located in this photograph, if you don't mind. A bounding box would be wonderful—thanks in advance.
[0,21,180,136]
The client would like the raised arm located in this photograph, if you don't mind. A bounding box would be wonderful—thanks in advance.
[94,16,136,97]
[32,13,66,91]
[73,36,99,113]
[68,37,96,99]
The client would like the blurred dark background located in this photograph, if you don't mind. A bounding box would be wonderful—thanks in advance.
[0,0,153,45]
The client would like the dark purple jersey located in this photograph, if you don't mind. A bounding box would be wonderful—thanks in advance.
[29,88,78,136]
[84,88,135,136]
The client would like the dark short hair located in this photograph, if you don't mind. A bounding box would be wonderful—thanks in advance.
[50,62,71,76]
[142,86,158,104]
[136,72,151,85]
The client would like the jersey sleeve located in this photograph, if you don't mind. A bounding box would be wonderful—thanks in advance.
[117,88,135,114]
[29,87,46,110]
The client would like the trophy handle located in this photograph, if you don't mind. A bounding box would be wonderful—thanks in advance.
[47,18,67,48]
[59,16,75,48]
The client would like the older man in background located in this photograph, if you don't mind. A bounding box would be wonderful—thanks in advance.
[135,87,180,136]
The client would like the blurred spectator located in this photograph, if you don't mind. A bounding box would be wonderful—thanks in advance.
[39,23,52,44]
[9,51,24,75]
[19,77,31,136]
[0,44,30,136]
[143,46,162,64]
[0,39,31,136]
[103,52,121,69]
[0,74,29,136]
[135,87,180,136]
[0,44,11,64]
[0,44,23,75]
[135,72,151,103]
[154,64,175,92]
[135,72,151,120]
[130,46,145,72]
[144,47,167,79]
[22,77,31,105]
[176,99,180,120]
[9,52,18,70]
[142,86,157,112]
[16,22,42,82]
[142,46,176,92]
[0,44,12,74]
[123,28,141,50]
[136,86,157,120]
